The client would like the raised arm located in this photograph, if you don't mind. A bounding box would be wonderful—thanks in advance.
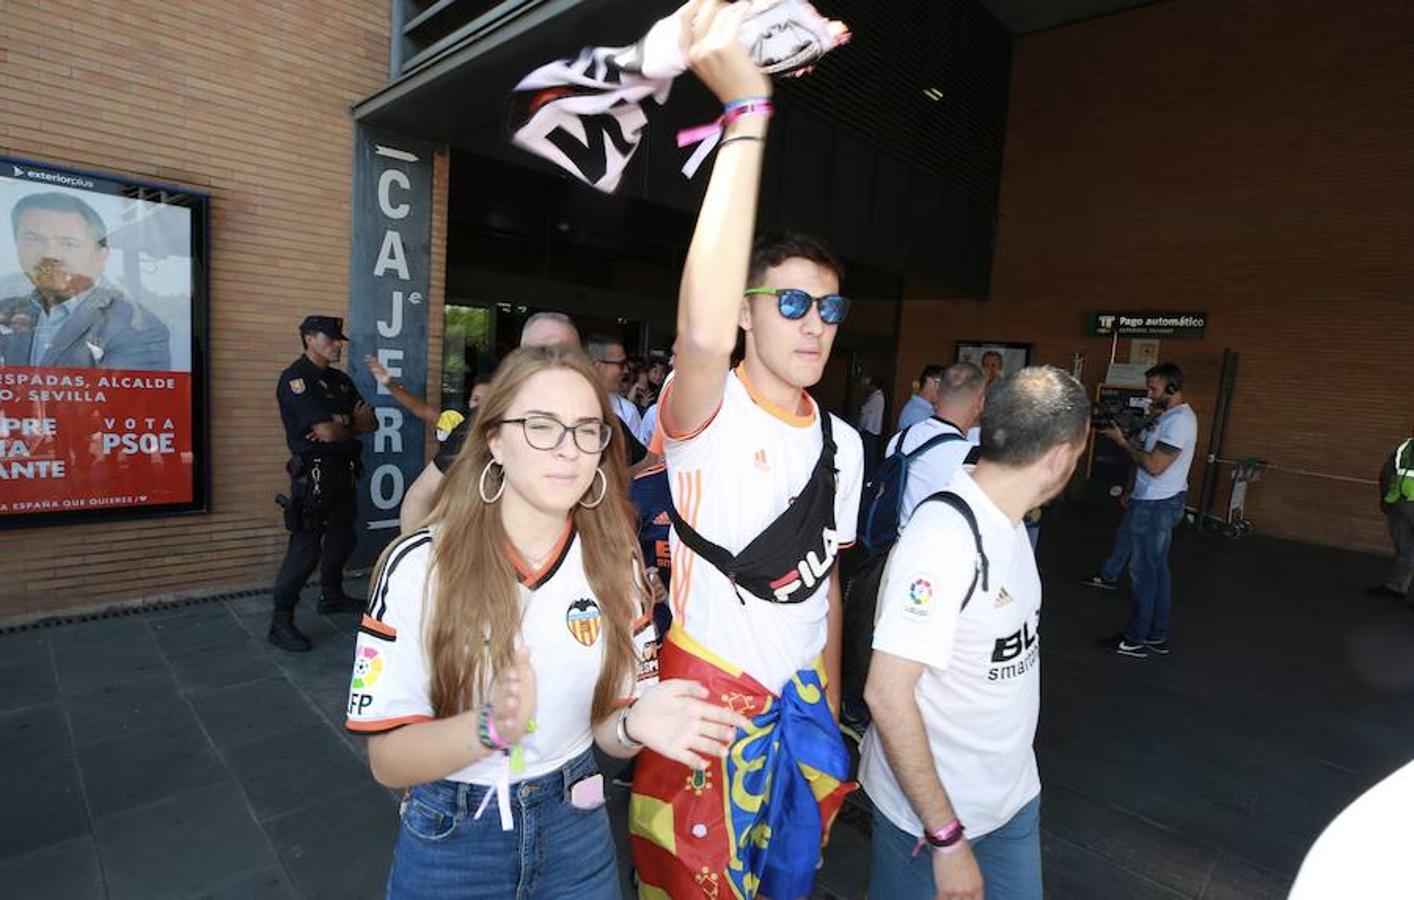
[663,1,772,437]
[366,354,440,425]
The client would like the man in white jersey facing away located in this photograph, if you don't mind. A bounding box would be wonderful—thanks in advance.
[628,6,863,896]
[862,367,1090,900]
[884,361,986,532]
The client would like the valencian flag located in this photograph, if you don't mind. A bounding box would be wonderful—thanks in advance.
[630,628,853,899]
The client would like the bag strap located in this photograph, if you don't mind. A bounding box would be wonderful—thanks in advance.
[665,497,735,578]
[901,428,966,461]
[665,404,837,592]
[917,490,989,612]
[818,404,836,468]
[888,428,969,534]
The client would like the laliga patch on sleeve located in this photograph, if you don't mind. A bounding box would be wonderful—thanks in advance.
[904,576,934,618]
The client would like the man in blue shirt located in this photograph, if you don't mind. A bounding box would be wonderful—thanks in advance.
[897,363,945,433]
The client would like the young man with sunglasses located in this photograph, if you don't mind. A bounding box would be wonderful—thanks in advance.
[629,5,862,896]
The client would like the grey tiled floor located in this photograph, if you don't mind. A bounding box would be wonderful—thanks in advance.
[2,503,1411,898]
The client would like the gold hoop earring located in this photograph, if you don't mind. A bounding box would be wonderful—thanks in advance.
[478,460,505,504]
[579,468,607,509]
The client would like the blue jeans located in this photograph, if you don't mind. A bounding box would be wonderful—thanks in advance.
[386,749,620,899]
[869,795,1042,899]
[1099,505,1134,582]
[1124,493,1187,643]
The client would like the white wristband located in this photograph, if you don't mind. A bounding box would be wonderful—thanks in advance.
[615,702,643,751]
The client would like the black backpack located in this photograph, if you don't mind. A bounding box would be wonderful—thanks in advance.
[841,491,990,710]
[857,424,969,556]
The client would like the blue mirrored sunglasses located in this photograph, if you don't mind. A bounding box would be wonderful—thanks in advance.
[743,288,851,325]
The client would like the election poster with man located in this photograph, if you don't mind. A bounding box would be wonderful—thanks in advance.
[0,156,209,527]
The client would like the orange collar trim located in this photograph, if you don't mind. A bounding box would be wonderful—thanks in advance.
[505,519,576,589]
[735,365,816,428]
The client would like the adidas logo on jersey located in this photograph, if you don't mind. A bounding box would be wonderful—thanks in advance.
[995,586,1014,608]
[653,511,671,526]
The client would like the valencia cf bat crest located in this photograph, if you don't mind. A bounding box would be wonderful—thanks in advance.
[566,598,603,647]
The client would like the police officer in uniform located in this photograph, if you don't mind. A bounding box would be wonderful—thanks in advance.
[270,316,375,651]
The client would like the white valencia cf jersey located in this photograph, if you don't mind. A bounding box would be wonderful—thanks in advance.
[859,470,1043,839]
[346,524,657,784]
[659,368,863,693]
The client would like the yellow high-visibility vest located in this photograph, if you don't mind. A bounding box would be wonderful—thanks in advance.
[1386,438,1414,503]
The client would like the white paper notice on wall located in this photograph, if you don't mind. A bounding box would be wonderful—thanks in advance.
[1130,339,1160,366]
[1106,363,1150,387]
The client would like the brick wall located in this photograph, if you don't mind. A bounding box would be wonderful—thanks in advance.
[0,1,439,618]
[895,0,1413,554]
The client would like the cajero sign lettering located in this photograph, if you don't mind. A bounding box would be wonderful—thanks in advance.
[348,127,433,565]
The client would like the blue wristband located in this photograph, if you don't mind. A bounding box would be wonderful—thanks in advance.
[723,96,771,114]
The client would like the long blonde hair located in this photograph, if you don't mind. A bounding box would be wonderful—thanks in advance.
[383,345,643,723]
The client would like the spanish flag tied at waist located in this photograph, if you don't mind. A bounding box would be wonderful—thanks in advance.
[630,627,854,899]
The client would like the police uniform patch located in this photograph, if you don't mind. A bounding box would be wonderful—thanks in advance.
[566,598,602,647]
[289,378,306,394]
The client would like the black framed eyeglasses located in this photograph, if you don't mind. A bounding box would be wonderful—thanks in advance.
[743,288,851,325]
[496,415,612,453]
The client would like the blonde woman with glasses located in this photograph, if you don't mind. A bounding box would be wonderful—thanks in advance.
[347,344,748,899]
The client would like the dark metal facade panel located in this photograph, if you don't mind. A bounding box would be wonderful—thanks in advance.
[377,0,1012,298]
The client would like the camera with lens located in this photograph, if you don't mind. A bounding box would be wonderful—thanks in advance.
[1091,397,1149,436]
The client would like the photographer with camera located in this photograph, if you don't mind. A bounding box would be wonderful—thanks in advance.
[1093,363,1198,658]
[1081,397,1165,591]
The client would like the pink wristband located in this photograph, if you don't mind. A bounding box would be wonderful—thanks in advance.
[929,820,964,843]
[675,99,776,178]
[911,819,966,857]
[483,707,508,750]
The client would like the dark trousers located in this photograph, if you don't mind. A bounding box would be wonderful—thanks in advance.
[272,482,357,612]
[1387,501,1414,594]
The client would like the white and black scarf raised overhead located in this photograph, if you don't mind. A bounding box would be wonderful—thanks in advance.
[509,0,846,193]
